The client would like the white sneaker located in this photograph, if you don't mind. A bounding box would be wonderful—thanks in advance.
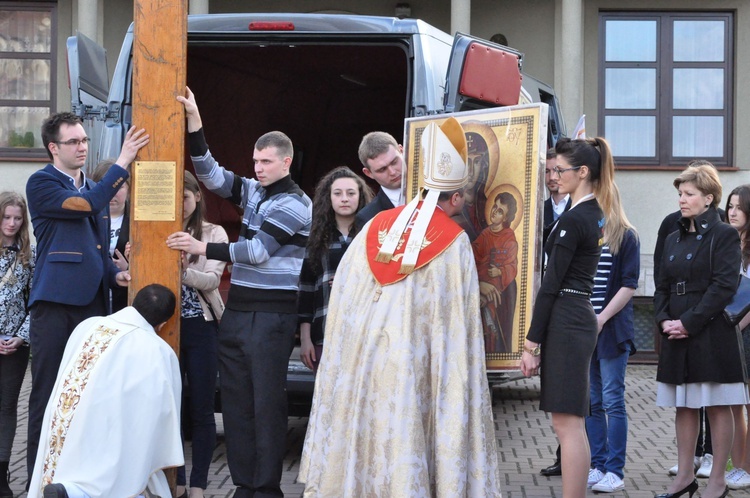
[696,453,713,478]
[591,472,625,493]
[587,468,605,488]
[668,456,702,476]
[726,468,750,490]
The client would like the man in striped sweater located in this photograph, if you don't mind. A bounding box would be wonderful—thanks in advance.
[171,87,312,498]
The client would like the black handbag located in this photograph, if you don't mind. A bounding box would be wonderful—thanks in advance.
[724,274,750,326]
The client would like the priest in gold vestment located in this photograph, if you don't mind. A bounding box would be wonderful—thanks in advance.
[299,118,502,497]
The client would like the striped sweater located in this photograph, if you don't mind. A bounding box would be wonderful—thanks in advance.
[189,129,312,313]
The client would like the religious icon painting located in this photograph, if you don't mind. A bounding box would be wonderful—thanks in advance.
[403,103,548,370]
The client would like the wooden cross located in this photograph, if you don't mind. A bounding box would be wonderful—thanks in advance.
[129,4,187,494]
[129,0,187,355]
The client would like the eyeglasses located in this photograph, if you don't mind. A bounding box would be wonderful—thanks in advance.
[55,137,91,147]
[553,166,581,177]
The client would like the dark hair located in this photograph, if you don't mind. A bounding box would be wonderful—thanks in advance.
[726,185,750,269]
[0,191,32,266]
[41,112,83,161]
[437,188,466,202]
[306,166,373,272]
[132,284,176,327]
[490,33,508,45]
[555,136,617,222]
[493,191,518,228]
[255,131,293,161]
[183,170,207,264]
[546,148,556,160]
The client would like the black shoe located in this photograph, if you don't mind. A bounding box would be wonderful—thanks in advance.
[540,460,562,476]
[43,483,69,498]
[654,479,699,498]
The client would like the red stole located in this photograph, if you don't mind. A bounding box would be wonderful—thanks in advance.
[366,203,464,286]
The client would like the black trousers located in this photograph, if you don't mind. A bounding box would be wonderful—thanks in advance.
[218,309,296,498]
[177,316,219,489]
[26,297,106,481]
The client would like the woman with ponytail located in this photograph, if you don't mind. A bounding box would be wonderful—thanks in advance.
[520,137,614,497]
[654,162,746,498]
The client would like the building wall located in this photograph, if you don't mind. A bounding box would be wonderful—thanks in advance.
[582,0,750,295]
[8,0,750,297]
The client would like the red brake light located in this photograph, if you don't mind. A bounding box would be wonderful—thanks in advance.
[248,22,295,31]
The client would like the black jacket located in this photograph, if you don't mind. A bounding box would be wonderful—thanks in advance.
[354,189,395,231]
[542,196,571,247]
[654,207,745,384]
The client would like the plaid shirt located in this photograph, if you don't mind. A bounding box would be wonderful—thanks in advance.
[297,230,353,345]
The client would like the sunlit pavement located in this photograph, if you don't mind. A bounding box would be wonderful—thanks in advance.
[9,365,750,497]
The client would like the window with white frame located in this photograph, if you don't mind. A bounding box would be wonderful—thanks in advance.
[599,12,733,166]
[0,3,56,159]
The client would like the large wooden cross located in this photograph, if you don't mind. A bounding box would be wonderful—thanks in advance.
[129,2,188,496]
[129,1,188,354]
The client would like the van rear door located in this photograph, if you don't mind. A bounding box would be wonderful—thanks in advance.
[443,33,566,145]
[66,31,112,169]
[443,33,523,114]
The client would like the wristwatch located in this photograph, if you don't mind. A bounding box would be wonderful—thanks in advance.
[523,344,541,356]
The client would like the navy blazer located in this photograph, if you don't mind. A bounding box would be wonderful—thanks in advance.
[26,163,129,309]
[594,229,640,360]
[354,188,395,231]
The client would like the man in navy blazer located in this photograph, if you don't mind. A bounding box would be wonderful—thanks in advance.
[354,131,405,230]
[24,112,149,481]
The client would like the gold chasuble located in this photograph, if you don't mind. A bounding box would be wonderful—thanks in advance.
[299,213,502,497]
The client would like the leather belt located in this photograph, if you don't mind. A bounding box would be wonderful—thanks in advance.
[670,281,708,295]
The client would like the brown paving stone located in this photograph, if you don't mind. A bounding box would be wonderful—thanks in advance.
[8,365,750,497]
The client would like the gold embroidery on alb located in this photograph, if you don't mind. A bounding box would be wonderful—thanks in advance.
[40,324,120,493]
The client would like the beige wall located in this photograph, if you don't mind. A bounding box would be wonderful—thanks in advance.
[579,1,750,293]
[11,0,750,296]
[472,0,556,86]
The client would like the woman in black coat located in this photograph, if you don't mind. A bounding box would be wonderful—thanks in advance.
[654,161,747,498]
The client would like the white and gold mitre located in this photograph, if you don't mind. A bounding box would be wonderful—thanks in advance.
[375,117,469,274]
[421,116,469,192]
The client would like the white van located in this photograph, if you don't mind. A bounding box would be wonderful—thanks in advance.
[68,13,566,414]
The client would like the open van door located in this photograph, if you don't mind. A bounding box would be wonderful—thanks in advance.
[443,33,523,114]
[443,33,566,146]
[66,31,113,169]
[66,31,110,119]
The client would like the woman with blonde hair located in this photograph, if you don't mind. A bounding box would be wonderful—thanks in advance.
[585,183,640,493]
[0,192,34,497]
[520,137,617,497]
[654,162,746,498]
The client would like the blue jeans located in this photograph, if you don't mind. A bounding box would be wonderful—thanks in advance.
[586,345,630,478]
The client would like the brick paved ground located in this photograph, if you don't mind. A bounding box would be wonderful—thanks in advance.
[8,364,750,497]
